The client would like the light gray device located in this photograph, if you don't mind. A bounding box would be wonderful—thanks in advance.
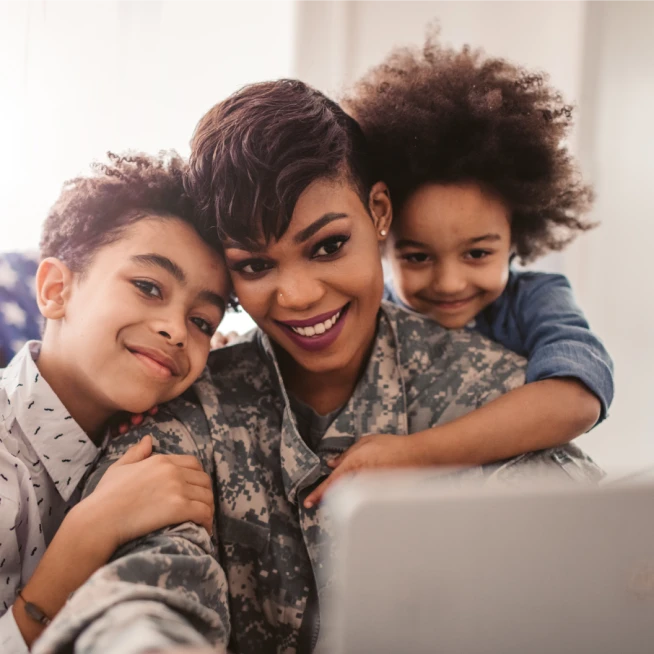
[322,472,654,654]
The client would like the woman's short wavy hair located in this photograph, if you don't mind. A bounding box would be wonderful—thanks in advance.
[185,79,379,249]
[343,31,595,263]
[40,150,220,273]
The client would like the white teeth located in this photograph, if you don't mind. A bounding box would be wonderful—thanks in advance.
[290,309,342,337]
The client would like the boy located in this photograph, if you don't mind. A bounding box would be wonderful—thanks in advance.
[304,33,613,504]
[0,151,231,651]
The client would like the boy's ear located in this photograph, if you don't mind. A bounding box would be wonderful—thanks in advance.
[368,181,393,242]
[36,258,75,320]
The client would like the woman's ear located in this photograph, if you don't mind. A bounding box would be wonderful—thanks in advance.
[36,258,74,320]
[368,181,393,242]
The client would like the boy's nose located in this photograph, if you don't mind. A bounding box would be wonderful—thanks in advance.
[158,329,185,348]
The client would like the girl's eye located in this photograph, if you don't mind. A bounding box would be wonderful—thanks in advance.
[313,235,350,258]
[465,249,492,261]
[133,280,162,299]
[191,317,214,336]
[232,259,273,276]
[401,252,430,264]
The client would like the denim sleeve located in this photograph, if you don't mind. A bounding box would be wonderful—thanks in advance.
[515,273,614,422]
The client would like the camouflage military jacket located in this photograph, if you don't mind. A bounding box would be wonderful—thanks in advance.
[34,303,602,654]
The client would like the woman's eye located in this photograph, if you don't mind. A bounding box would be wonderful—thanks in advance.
[465,249,492,261]
[313,235,349,258]
[233,259,273,276]
[133,280,162,298]
[401,252,430,264]
[191,317,213,336]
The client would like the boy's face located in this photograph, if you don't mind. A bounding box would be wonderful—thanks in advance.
[223,178,391,378]
[55,217,230,415]
[388,182,511,329]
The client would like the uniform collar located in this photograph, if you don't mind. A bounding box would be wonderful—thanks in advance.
[1,341,99,501]
[257,306,409,504]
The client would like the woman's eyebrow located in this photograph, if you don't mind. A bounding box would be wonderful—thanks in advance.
[131,253,185,282]
[294,212,348,244]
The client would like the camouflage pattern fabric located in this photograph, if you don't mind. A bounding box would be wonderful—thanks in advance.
[33,303,603,654]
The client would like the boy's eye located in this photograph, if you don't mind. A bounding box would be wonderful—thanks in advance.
[312,235,350,258]
[133,280,162,298]
[400,252,430,264]
[465,249,492,261]
[191,317,214,336]
[232,259,273,277]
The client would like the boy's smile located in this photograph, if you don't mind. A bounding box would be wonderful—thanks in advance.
[388,182,512,329]
[37,216,231,434]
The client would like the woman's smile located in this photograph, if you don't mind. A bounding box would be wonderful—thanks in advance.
[275,302,350,352]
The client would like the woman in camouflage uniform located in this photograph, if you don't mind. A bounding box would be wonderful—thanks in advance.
[35,80,601,654]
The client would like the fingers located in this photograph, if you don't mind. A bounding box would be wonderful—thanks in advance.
[304,465,351,509]
[187,499,214,535]
[150,453,204,472]
[113,436,153,466]
[180,467,213,490]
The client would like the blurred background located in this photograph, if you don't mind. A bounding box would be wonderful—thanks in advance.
[0,1,652,476]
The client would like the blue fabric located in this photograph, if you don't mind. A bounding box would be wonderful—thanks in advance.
[0,252,42,367]
[384,269,614,422]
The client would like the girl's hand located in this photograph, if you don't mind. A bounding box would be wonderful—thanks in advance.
[84,436,215,549]
[304,433,427,508]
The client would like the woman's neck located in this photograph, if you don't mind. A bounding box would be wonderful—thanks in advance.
[276,328,377,416]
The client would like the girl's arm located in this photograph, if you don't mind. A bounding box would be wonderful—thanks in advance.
[304,273,611,507]
[512,271,613,423]
[11,436,214,647]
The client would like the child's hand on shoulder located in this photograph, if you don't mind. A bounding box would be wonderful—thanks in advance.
[82,435,215,549]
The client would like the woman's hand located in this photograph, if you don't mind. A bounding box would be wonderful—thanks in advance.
[304,433,428,508]
[82,435,215,550]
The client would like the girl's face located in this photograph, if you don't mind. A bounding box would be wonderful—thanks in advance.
[224,178,392,377]
[387,182,512,329]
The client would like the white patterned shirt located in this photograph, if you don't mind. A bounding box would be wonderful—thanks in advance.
[0,342,99,653]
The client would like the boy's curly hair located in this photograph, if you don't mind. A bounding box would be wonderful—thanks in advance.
[343,30,595,262]
[40,150,220,272]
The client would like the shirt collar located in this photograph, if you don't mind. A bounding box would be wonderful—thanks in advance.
[2,341,99,501]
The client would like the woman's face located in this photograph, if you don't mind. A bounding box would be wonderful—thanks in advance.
[224,178,392,377]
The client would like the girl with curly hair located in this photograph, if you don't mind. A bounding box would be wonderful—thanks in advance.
[302,34,615,499]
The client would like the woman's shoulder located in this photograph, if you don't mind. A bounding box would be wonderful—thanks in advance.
[382,302,527,379]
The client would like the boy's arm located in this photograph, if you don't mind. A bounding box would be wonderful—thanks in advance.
[32,407,231,654]
[0,461,29,654]
[11,435,214,648]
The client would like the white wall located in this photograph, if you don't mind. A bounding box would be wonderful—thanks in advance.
[0,0,297,252]
[294,1,654,476]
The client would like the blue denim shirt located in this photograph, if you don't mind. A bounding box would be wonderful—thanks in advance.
[384,269,614,422]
